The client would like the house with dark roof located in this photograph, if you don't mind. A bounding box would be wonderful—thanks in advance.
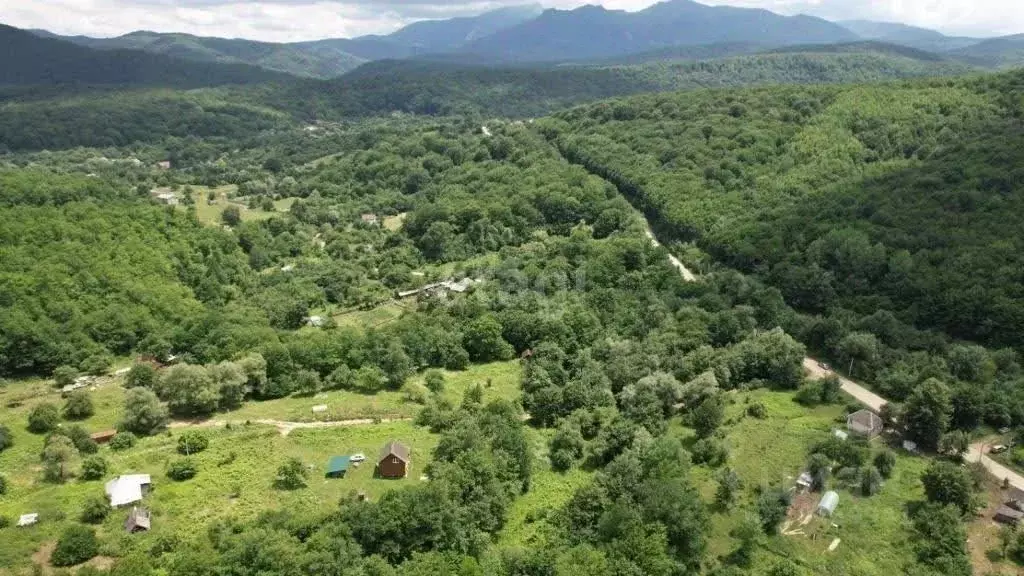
[996,505,1024,526]
[847,409,884,438]
[378,441,410,479]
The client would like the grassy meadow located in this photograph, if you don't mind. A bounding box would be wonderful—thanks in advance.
[0,359,520,574]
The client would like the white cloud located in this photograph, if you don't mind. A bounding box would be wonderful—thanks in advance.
[1,0,1021,42]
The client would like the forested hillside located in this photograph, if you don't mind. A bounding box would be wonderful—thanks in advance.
[0,47,974,152]
[0,24,290,88]
[546,69,1024,390]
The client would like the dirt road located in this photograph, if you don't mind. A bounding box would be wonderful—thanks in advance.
[170,416,412,436]
[967,443,1024,492]
[643,226,697,282]
[802,358,888,412]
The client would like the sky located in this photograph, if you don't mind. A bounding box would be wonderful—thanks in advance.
[1,0,1021,42]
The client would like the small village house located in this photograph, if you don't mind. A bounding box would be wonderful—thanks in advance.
[996,505,1024,526]
[124,507,151,533]
[377,441,410,479]
[796,471,813,492]
[1007,488,1024,512]
[156,160,171,170]
[360,213,379,226]
[326,456,351,479]
[847,409,884,438]
[105,474,152,507]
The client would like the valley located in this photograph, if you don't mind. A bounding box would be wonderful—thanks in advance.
[2,1,1024,575]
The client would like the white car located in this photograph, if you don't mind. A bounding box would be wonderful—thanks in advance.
[817,361,831,371]
[992,445,1009,454]
[350,453,367,463]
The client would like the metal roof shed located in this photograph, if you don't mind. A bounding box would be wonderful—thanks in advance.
[817,491,839,517]
[326,456,351,478]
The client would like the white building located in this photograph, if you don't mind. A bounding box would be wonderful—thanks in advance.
[105,474,152,507]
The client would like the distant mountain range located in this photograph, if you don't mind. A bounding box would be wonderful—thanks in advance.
[0,24,288,88]
[5,0,1024,90]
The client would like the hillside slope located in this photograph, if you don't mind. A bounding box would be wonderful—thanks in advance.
[51,30,365,78]
[548,69,1024,349]
[0,24,290,87]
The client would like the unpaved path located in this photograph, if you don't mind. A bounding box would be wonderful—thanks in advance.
[170,416,412,437]
[967,442,1024,492]
[802,358,887,412]
[643,226,696,281]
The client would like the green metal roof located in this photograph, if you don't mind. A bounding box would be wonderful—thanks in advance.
[326,456,351,475]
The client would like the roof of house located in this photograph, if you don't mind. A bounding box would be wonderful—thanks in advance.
[1008,488,1024,503]
[90,429,117,440]
[378,441,410,464]
[327,456,351,475]
[796,472,813,486]
[125,507,151,532]
[17,513,39,527]
[105,474,151,507]
[817,491,839,513]
[996,505,1024,520]
[847,409,883,433]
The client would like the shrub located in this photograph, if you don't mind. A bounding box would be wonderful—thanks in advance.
[0,515,9,529]
[167,458,198,481]
[691,437,729,467]
[424,369,446,393]
[108,431,137,451]
[79,495,110,524]
[0,424,12,452]
[874,450,896,479]
[274,457,307,490]
[176,431,209,455]
[0,473,7,495]
[66,425,98,454]
[80,353,113,376]
[80,455,108,481]
[53,365,78,389]
[51,525,99,566]
[27,403,60,433]
[124,363,157,389]
[746,402,767,419]
[62,391,94,420]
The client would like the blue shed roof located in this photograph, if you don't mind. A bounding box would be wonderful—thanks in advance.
[327,456,351,474]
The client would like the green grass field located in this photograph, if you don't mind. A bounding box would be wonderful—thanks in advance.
[331,302,410,331]
[0,360,520,573]
[180,186,296,226]
[688,390,926,575]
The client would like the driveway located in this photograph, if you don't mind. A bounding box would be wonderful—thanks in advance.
[802,358,887,412]
[967,443,1024,492]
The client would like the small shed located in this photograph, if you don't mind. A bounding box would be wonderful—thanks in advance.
[326,456,351,478]
[902,440,919,453]
[124,507,151,533]
[833,429,849,441]
[378,441,410,479]
[796,471,814,491]
[17,513,39,527]
[105,474,152,507]
[305,316,325,328]
[1006,488,1024,512]
[816,491,839,517]
[90,430,117,444]
[360,213,379,226]
[996,505,1024,526]
[847,409,884,438]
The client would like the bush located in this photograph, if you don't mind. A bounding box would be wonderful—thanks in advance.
[63,391,95,420]
[167,458,198,481]
[0,424,12,452]
[124,363,157,389]
[80,353,113,376]
[80,455,108,481]
[108,431,137,451]
[874,450,896,479]
[176,431,209,455]
[27,403,60,433]
[691,437,729,467]
[51,524,99,566]
[66,425,98,454]
[274,457,307,490]
[746,402,767,419]
[0,473,7,495]
[424,369,446,393]
[53,365,78,389]
[79,495,110,524]
[0,515,9,529]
